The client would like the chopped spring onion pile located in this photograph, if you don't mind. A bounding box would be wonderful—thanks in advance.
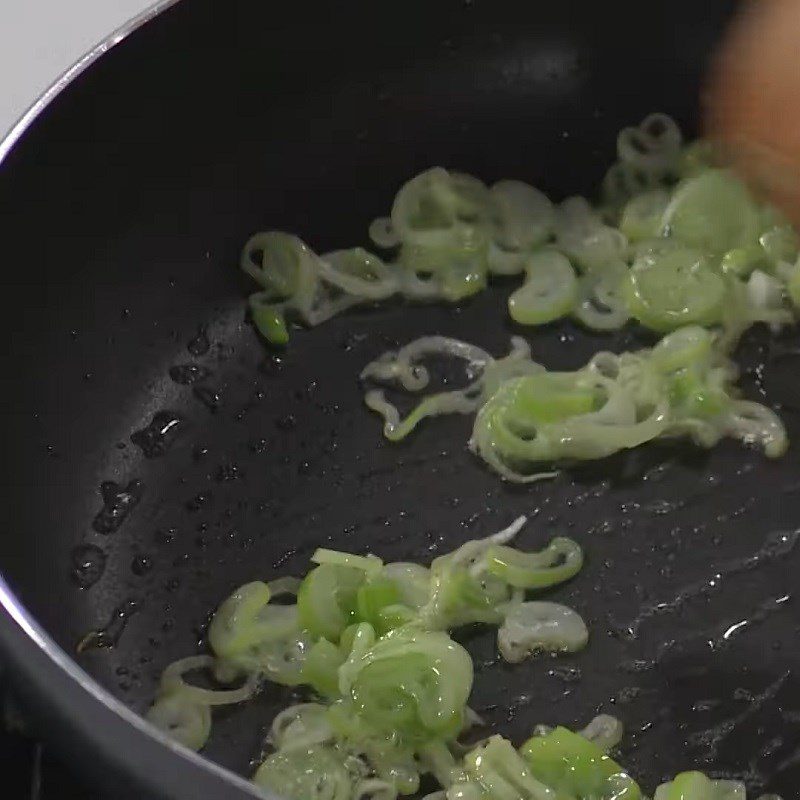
[145,516,781,800]
[147,517,592,792]
[240,114,800,348]
[147,517,788,800]
[361,326,787,483]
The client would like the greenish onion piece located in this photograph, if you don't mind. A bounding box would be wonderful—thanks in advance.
[249,291,290,346]
[573,260,630,332]
[207,585,310,685]
[361,337,544,447]
[357,737,421,796]
[364,388,481,442]
[653,772,745,800]
[208,582,285,661]
[661,170,759,253]
[487,241,526,276]
[390,168,491,250]
[616,113,682,178]
[398,240,489,302]
[146,691,211,752]
[381,563,431,610]
[720,244,764,278]
[302,638,345,697]
[508,250,578,326]
[347,628,473,741]
[724,400,789,458]
[578,714,624,752]
[601,162,655,212]
[521,726,640,800]
[241,231,306,297]
[462,736,557,800]
[619,189,670,242]
[418,516,527,629]
[269,703,334,752]
[369,217,401,249]
[650,326,714,373]
[338,622,378,696]
[298,563,365,642]
[488,537,583,589]
[159,655,258,706]
[497,602,588,662]
[760,224,799,267]
[490,180,554,251]
[313,548,384,577]
[745,269,792,326]
[417,740,468,789]
[319,248,399,300]
[361,335,492,392]
[555,197,628,272]
[360,335,495,441]
[253,745,353,800]
[470,368,669,483]
[626,246,727,332]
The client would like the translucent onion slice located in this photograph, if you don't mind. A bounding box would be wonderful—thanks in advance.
[490,180,554,251]
[661,170,759,253]
[497,602,588,662]
[318,248,399,300]
[653,772,745,800]
[573,260,630,331]
[508,250,578,325]
[626,247,727,332]
[146,692,211,751]
[253,746,353,800]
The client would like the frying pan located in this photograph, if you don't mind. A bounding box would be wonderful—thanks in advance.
[0,1,798,798]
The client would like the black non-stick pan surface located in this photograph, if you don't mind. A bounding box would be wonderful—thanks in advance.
[1,0,798,796]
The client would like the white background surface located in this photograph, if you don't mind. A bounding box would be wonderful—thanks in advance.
[0,0,155,138]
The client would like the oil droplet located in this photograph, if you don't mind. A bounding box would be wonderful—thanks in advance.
[92,480,144,534]
[259,355,285,376]
[193,386,221,411]
[70,544,107,589]
[169,363,211,386]
[187,327,210,356]
[130,411,184,458]
[76,599,138,651]
[131,554,153,576]
[185,491,212,512]
[548,666,582,683]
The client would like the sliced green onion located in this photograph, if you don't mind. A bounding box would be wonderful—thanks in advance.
[626,246,726,332]
[488,537,583,589]
[521,726,641,800]
[661,170,759,253]
[463,736,557,800]
[348,629,473,741]
[490,180,554,251]
[253,745,353,800]
[619,189,670,242]
[302,639,345,698]
[298,564,365,642]
[653,771,743,800]
[497,602,588,662]
[146,692,211,752]
[508,250,578,325]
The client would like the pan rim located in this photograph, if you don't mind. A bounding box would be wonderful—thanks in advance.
[0,2,264,797]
